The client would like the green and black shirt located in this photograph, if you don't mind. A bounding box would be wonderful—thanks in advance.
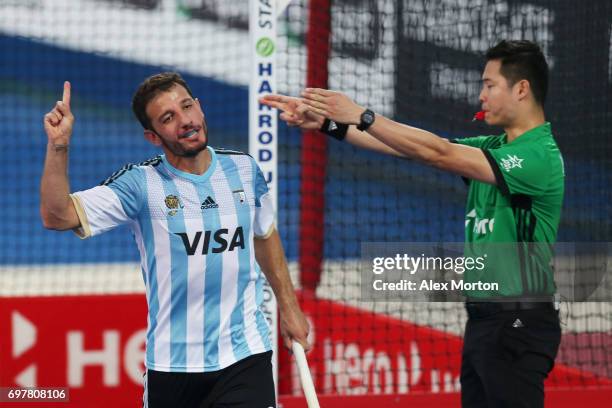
[454,122,564,299]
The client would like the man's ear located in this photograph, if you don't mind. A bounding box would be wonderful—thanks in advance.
[144,129,161,146]
[515,79,530,101]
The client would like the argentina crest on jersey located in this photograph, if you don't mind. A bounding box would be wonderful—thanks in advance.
[164,194,184,216]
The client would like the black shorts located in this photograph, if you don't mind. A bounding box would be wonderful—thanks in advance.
[461,304,561,408]
[143,351,275,408]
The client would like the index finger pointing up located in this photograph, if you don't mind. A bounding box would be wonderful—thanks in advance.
[62,81,71,106]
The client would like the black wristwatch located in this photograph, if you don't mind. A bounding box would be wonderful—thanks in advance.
[357,109,375,131]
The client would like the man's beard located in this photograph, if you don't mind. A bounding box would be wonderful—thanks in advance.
[161,133,208,158]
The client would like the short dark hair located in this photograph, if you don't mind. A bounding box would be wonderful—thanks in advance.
[485,40,548,105]
[132,72,195,130]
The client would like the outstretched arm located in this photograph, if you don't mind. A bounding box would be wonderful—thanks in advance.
[254,228,311,351]
[40,81,80,230]
[259,94,406,158]
[300,88,496,184]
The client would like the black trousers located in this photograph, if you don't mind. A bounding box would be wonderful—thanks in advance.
[461,305,561,408]
[144,351,275,408]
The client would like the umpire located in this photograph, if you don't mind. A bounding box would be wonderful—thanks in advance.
[453,41,563,408]
[263,40,563,407]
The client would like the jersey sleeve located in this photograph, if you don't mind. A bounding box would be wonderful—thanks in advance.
[451,136,491,185]
[483,143,550,197]
[252,162,275,239]
[70,165,144,238]
[452,135,490,148]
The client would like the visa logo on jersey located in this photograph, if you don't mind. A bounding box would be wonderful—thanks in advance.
[174,227,245,255]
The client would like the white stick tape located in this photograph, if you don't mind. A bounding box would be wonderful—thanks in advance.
[292,342,320,408]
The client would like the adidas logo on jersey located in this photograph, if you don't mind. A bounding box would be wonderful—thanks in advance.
[201,196,219,209]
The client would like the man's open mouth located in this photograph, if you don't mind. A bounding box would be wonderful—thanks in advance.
[179,128,200,139]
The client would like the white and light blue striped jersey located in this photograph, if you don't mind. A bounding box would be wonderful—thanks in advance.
[70,146,274,372]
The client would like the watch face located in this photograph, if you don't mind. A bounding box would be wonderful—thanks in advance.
[358,109,375,130]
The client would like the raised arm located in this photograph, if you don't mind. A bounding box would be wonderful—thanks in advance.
[259,94,406,158]
[300,88,496,184]
[254,228,310,351]
[40,81,80,230]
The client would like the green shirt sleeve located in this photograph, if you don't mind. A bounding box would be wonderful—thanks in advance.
[483,142,550,196]
[452,136,490,148]
[453,136,498,185]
